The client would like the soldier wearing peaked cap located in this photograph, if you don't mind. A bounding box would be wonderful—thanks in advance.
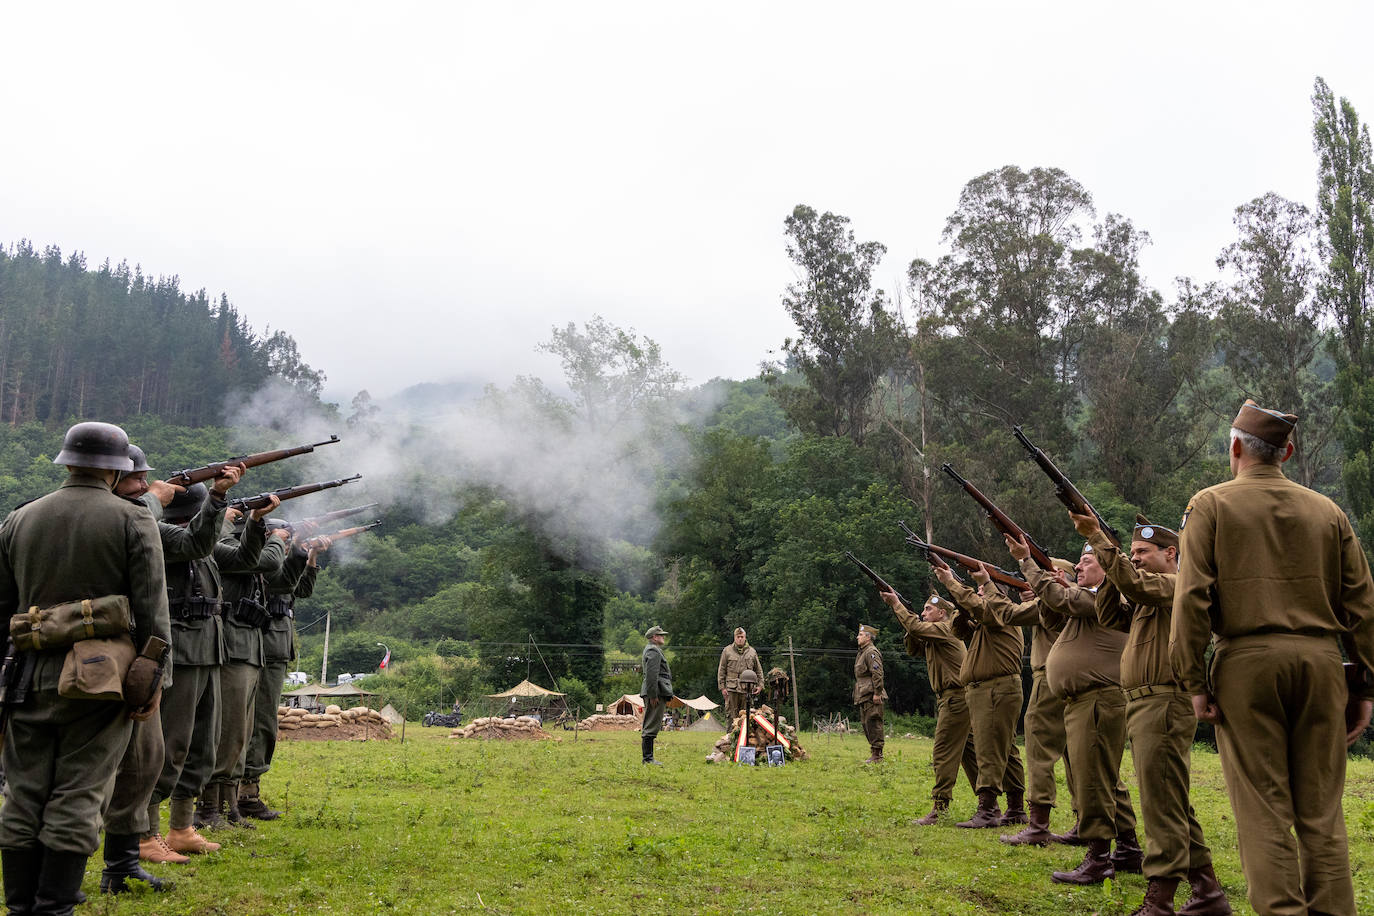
[853,624,887,764]
[1171,399,1374,916]
[639,626,672,765]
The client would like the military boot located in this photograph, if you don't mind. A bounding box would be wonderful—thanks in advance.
[956,790,1003,828]
[1051,838,1115,885]
[197,785,228,831]
[1129,877,1180,916]
[99,833,172,895]
[1051,818,1087,845]
[1178,864,1231,916]
[237,781,281,820]
[31,846,88,916]
[862,750,883,764]
[139,833,190,864]
[2,845,43,916]
[641,736,662,765]
[998,791,1027,826]
[1111,830,1144,874]
[222,782,256,829]
[914,799,949,826]
[1000,802,1052,845]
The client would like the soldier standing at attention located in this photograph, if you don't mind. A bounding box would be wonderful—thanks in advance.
[0,423,170,916]
[717,627,764,726]
[1172,400,1374,916]
[639,626,672,765]
[878,591,978,823]
[853,624,886,763]
[1080,510,1230,916]
[934,564,1027,828]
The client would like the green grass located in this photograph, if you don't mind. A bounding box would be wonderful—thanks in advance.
[86,726,1374,915]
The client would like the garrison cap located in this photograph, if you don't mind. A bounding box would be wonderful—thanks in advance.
[1232,398,1298,448]
[858,623,879,638]
[734,626,746,637]
[1051,557,1076,575]
[645,625,668,639]
[1132,513,1178,551]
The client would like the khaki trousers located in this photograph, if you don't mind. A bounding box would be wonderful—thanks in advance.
[1125,689,1211,880]
[1213,635,1354,916]
[1024,670,1070,808]
[966,674,1024,797]
[1063,685,1136,841]
[931,688,978,801]
[102,713,166,835]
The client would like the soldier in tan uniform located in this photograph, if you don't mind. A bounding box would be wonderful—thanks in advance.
[717,627,764,726]
[1080,511,1230,916]
[1011,535,1142,882]
[853,624,886,763]
[878,591,978,824]
[1172,400,1374,916]
[934,564,1026,827]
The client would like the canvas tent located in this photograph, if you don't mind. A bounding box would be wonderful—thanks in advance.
[483,679,568,718]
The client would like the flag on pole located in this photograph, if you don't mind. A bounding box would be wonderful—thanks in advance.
[379,648,391,670]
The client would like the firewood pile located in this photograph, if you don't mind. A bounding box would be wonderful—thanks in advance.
[450,715,558,741]
[576,712,641,731]
[277,704,393,741]
[707,704,809,763]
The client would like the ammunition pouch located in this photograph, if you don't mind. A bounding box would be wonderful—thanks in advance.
[266,597,292,620]
[169,596,221,621]
[231,597,272,631]
[9,595,132,651]
[58,634,136,701]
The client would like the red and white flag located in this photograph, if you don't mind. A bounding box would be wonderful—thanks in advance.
[379,649,391,670]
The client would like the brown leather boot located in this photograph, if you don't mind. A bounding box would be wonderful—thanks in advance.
[1051,838,1115,885]
[1130,877,1180,915]
[237,781,281,821]
[1178,864,1231,915]
[138,834,190,865]
[914,799,949,826]
[166,827,221,855]
[1051,818,1087,845]
[862,748,883,764]
[1111,830,1144,874]
[956,790,1002,828]
[998,791,1028,826]
[1000,802,1052,845]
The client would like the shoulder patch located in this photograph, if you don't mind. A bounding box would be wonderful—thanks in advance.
[1179,503,1193,531]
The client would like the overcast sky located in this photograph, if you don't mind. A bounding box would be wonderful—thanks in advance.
[2,2,1370,404]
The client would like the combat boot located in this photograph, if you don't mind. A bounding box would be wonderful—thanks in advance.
[956,790,1003,828]
[1051,838,1115,885]
[914,799,949,826]
[1111,830,1144,874]
[2,845,43,916]
[197,785,228,831]
[1129,877,1180,916]
[31,846,88,916]
[222,782,256,829]
[99,833,172,895]
[1051,818,1087,845]
[1000,802,1052,845]
[862,750,883,764]
[237,781,281,820]
[1178,864,1231,916]
[139,833,190,864]
[998,791,1027,826]
[641,736,662,765]
[165,827,220,855]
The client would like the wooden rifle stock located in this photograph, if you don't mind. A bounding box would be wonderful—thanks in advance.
[940,463,1054,571]
[287,503,381,530]
[843,551,912,610]
[1011,426,1123,548]
[228,474,363,513]
[164,435,342,486]
[904,533,1028,590]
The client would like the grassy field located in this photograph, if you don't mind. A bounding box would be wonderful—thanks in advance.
[83,724,1374,915]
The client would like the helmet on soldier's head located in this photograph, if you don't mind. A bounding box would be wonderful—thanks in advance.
[164,483,209,524]
[53,422,134,471]
[125,444,154,473]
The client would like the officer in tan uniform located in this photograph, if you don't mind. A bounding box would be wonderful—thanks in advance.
[934,564,1026,827]
[1172,400,1374,916]
[878,590,978,823]
[1079,511,1230,916]
[853,624,886,763]
[1012,536,1141,882]
[717,627,764,725]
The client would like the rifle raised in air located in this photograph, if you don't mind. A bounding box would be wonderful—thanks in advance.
[164,435,342,486]
[941,463,1055,571]
[303,521,381,549]
[1012,426,1122,548]
[902,530,1029,591]
[286,503,380,530]
[228,474,363,513]
[844,551,913,610]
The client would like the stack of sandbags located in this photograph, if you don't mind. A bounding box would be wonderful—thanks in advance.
[450,715,557,741]
[277,705,393,739]
[576,712,641,731]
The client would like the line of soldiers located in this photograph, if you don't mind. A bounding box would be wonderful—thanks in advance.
[857,399,1374,916]
[0,422,343,913]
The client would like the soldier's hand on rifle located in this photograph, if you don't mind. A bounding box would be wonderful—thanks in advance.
[1004,533,1031,562]
[145,480,184,507]
[1068,509,1099,538]
[878,587,902,610]
[210,462,245,496]
[971,563,992,586]
[1052,568,1073,590]
[250,494,282,522]
[933,566,956,587]
[307,535,333,566]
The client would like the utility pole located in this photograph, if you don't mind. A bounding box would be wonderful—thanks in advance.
[320,611,331,685]
[787,636,801,732]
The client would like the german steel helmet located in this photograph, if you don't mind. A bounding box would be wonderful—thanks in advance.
[126,444,154,473]
[53,422,134,471]
[164,483,209,524]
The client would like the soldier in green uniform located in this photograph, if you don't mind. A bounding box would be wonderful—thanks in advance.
[0,422,170,916]
[639,626,672,765]
[239,526,327,820]
[717,627,764,726]
[1172,400,1374,916]
[1079,510,1230,916]
[853,624,887,763]
[878,591,978,823]
[934,565,1026,828]
[1011,536,1141,882]
[206,504,286,826]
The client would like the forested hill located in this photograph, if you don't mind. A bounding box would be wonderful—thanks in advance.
[0,240,323,427]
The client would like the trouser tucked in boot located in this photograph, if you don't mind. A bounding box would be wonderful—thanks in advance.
[641,736,661,765]
[237,781,280,820]
[218,782,255,829]
[1000,802,1052,845]
[195,784,228,831]
[2,845,43,916]
[1130,877,1180,916]
[100,833,170,895]
[957,789,1002,829]
[998,790,1027,826]
[1112,830,1144,874]
[1178,864,1231,916]
[32,847,88,916]
[914,799,948,827]
[1052,838,1115,885]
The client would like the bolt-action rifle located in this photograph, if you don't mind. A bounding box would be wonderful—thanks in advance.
[843,551,912,610]
[1012,426,1122,548]
[898,522,964,584]
[164,435,342,486]
[940,463,1055,571]
[229,474,362,513]
[286,503,380,530]
[303,521,381,549]
[902,531,1029,591]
